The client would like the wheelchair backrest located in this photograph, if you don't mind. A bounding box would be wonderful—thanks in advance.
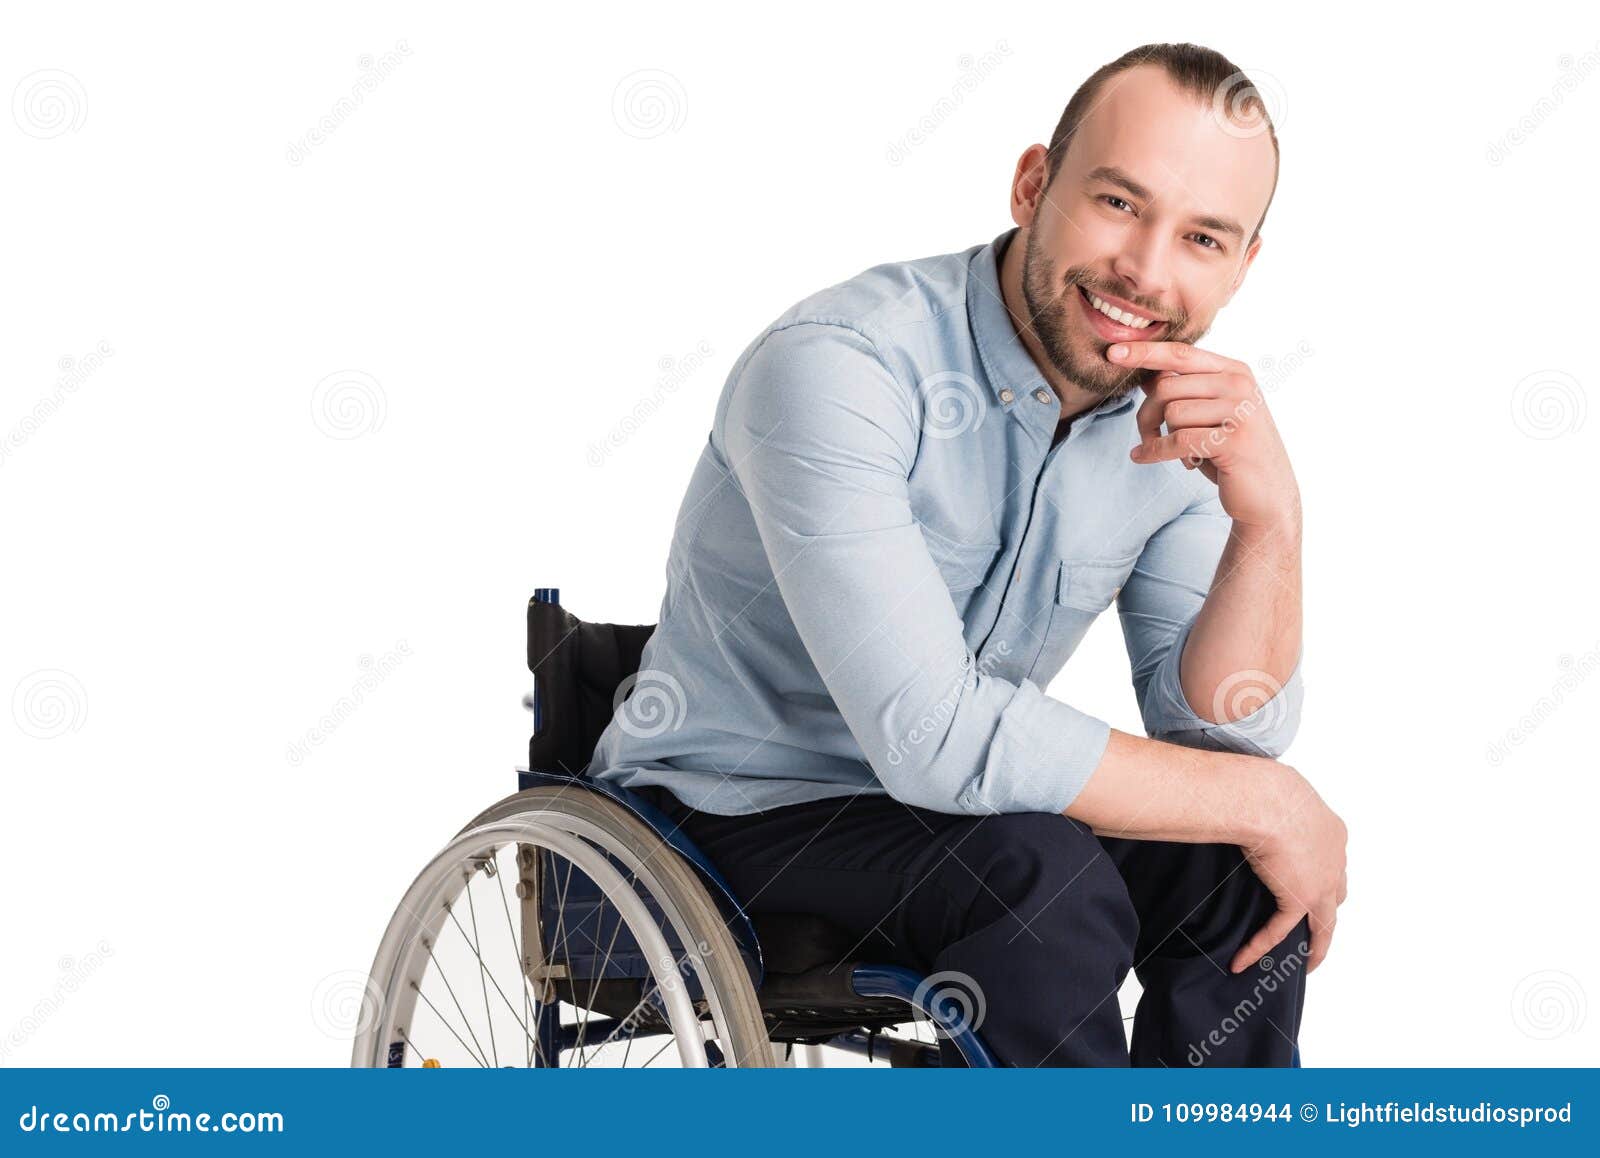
[527,590,656,776]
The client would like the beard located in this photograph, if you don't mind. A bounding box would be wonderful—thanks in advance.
[1018,227,1208,399]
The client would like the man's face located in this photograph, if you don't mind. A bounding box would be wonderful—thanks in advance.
[1018,64,1277,397]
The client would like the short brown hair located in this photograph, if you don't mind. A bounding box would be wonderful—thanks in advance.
[1045,43,1280,242]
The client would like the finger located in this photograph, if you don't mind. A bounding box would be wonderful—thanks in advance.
[1108,341,1238,375]
[1160,398,1240,432]
[1134,372,1228,444]
[1134,371,1183,444]
[1230,907,1306,974]
[1143,401,1240,469]
[1131,428,1218,465]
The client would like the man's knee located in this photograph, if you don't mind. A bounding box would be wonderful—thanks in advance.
[946,812,1138,954]
[1108,838,1278,955]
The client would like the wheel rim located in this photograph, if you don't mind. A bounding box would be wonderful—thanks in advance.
[356,810,747,1068]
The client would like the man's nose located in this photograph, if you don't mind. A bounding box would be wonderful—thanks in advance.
[1110,229,1174,305]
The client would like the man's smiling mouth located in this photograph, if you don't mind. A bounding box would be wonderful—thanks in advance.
[1074,284,1170,341]
[1077,284,1163,330]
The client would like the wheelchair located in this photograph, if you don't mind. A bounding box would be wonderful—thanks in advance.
[352,588,997,1068]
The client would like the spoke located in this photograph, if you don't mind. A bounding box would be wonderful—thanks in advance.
[640,1033,677,1068]
[425,940,492,1066]
[585,971,673,1060]
[540,855,651,1066]
[410,981,487,1068]
[550,857,582,1062]
[463,876,499,1067]
[443,897,539,1057]
[490,849,539,1068]
[395,1026,429,1068]
[572,872,636,1062]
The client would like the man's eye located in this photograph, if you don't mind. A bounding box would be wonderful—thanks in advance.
[1189,233,1221,251]
[1102,195,1134,213]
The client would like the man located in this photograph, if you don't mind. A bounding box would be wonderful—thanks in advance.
[590,42,1348,1067]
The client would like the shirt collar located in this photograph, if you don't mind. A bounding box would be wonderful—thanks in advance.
[966,227,1138,423]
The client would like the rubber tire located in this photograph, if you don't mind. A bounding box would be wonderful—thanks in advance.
[460,786,774,1068]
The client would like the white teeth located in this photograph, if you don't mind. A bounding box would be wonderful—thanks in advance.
[1088,292,1154,329]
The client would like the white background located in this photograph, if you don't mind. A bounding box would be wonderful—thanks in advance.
[3,0,1596,1067]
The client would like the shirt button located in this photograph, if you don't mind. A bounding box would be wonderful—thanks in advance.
[1034,388,1052,404]
[998,387,1014,404]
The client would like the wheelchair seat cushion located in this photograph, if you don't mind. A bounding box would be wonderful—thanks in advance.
[752,911,859,976]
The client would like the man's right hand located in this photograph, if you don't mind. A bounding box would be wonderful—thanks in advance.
[1229,765,1348,975]
[1067,731,1348,974]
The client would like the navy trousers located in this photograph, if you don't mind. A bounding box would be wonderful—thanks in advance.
[634,784,1309,1067]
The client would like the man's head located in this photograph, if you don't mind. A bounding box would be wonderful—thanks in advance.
[1010,43,1280,399]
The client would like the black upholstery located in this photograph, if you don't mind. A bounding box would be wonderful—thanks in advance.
[527,596,655,775]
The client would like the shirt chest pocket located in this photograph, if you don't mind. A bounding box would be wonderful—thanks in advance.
[1025,554,1139,682]
[926,536,1001,602]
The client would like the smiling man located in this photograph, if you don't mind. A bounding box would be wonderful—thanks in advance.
[591,42,1348,1067]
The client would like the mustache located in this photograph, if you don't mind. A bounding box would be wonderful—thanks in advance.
[1061,266,1186,331]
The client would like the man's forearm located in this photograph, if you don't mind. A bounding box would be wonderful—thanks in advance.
[1179,514,1302,724]
[1065,727,1297,845]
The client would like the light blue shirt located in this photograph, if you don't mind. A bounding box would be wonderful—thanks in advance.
[591,228,1302,817]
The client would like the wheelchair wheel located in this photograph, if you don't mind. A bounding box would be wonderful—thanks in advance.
[354,786,773,1068]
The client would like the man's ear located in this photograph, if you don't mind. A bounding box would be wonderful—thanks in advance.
[1010,143,1051,229]
[1222,234,1264,307]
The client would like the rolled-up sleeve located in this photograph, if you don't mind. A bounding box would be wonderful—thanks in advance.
[721,321,1111,816]
[1117,488,1303,757]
